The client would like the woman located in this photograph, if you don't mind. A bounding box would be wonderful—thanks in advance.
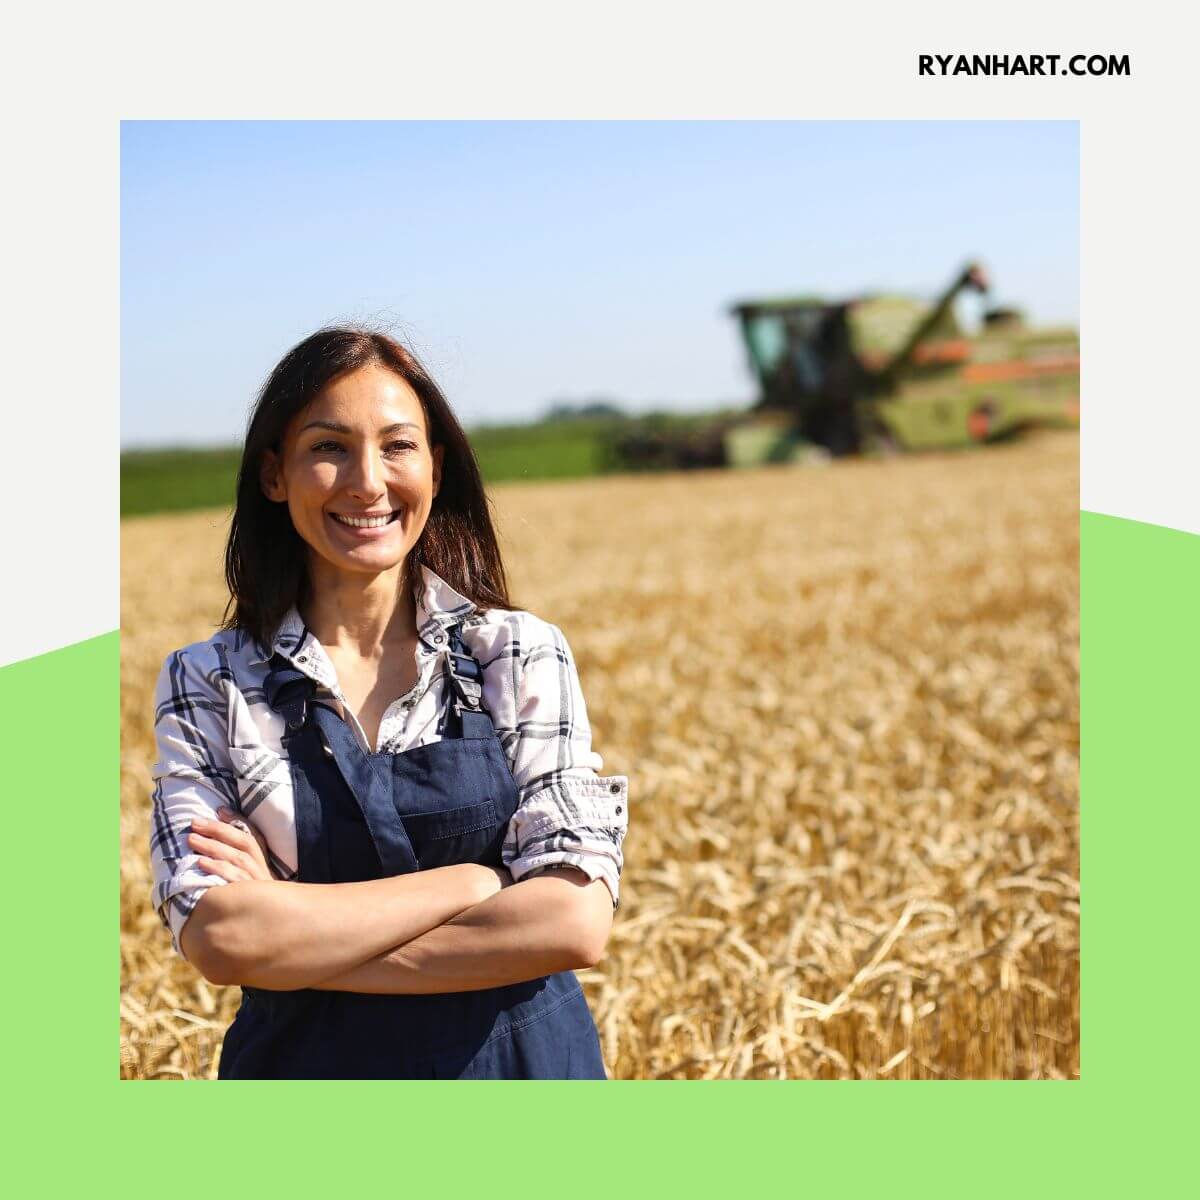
[148,328,628,1079]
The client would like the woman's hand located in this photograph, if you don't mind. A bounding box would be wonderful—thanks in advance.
[188,808,276,882]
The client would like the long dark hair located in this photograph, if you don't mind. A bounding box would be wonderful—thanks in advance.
[221,327,513,648]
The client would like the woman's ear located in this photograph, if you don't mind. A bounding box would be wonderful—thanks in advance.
[432,443,444,498]
[260,449,287,503]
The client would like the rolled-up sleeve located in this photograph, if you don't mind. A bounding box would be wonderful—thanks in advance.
[495,617,629,909]
[149,645,240,959]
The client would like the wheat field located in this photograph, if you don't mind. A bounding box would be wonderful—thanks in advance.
[120,430,1079,1079]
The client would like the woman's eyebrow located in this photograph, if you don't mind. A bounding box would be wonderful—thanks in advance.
[299,419,352,434]
[299,420,421,435]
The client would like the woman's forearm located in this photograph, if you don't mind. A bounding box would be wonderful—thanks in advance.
[310,871,613,994]
[182,863,501,990]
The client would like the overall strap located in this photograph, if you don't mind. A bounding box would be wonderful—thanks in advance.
[309,705,420,876]
[263,653,315,735]
[263,652,420,877]
[442,623,496,740]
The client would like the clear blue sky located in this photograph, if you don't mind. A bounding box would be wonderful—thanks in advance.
[121,121,1078,448]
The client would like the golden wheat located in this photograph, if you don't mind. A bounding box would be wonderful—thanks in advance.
[120,430,1079,1079]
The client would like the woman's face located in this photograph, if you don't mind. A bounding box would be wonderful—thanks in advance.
[261,363,444,585]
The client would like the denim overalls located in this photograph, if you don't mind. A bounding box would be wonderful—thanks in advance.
[216,623,608,1079]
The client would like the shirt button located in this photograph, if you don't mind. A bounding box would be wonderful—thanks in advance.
[609,783,621,794]
[297,655,307,663]
[615,806,622,815]
[433,633,446,645]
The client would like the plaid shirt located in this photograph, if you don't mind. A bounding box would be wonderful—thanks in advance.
[149,565,628,960]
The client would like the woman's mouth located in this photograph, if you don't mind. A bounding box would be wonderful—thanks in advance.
[328,509,403,535]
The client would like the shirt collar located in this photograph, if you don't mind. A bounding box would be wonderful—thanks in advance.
[249,564,478,667]
[414,562,477,640]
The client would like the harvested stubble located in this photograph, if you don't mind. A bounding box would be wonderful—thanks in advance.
[121,430,1079,1080]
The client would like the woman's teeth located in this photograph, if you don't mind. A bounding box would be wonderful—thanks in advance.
[331,512,397,528]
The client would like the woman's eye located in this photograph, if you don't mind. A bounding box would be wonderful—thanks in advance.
[308,439,415,456]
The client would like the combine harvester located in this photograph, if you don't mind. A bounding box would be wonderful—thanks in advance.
[612,262,1079,469]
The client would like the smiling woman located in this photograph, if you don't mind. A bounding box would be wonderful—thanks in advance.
[148,327,629,1079]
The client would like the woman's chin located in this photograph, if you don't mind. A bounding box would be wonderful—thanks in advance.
[312,541,411,579]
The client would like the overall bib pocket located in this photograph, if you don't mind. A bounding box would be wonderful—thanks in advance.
[402,796,505,867]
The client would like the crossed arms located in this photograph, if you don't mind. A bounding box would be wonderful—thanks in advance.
[180,813,614,993]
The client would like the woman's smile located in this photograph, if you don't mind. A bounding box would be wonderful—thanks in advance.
[328,507,404,535]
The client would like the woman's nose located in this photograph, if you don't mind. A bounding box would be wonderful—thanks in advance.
[346,448,385,497]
